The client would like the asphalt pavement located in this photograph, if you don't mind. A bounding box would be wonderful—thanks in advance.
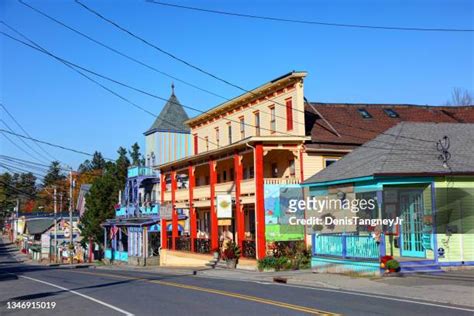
[1,238,473,316]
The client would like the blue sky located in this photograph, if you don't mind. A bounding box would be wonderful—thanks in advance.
[1,0,473,171]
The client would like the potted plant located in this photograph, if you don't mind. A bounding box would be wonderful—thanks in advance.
[221,241,241,269]
[386,259,401,273]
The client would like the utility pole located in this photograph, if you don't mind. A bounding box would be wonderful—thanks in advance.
[14,199,19,241]
[69,170,74,265]
[53,186,57,263]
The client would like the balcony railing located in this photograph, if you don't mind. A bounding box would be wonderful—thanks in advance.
[241,179,254,195]
[115,206,127,217]
[215,181,234,194]
[313,234,380,260]
[175,189,188,202]
[140,204,159,215]
[116,204,159,217]
[127,166,155,178]
[193,185,210,200]
[175,236,191,252]
[242,240,256,258]
[159,177,300,205]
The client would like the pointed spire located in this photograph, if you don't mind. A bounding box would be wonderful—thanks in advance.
[171,82,175,95]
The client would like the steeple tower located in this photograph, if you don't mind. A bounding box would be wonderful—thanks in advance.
[144,84,192,167]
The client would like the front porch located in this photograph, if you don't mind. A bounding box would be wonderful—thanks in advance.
[158,141,306,262]
[309,179,442,275]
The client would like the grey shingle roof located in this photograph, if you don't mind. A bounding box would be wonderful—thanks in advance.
[26,218,54,235]
[144,88,190,135]
[304,122,474,184]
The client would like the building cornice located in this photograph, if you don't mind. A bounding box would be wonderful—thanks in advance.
[185,71,307,127]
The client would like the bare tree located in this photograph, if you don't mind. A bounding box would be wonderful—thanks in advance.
[445,88,473,106]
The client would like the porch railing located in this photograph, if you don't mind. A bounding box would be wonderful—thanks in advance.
[313,234,379,260]
[176,236,191,252]
[242,240,256,258]
[194,238,211,254]
[167,236,173,250]
[264,177,300,185]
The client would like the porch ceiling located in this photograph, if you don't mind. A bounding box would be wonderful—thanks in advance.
[157,136,307,172]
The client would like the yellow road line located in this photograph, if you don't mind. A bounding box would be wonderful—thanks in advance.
[71,270,340,315]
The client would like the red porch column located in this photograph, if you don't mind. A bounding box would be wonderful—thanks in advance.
[171,170,178,250]
[188,164,196,252]
[299,145,305,181]
[209,159,218,250]
[160,172,167,249]
[234,151,244,249]
[299,145,307,248]
[88,238,93,263]
[255,143,266,259]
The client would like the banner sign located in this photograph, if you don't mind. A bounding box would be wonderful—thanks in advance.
[216,195,232,218]
[160,203,173,220]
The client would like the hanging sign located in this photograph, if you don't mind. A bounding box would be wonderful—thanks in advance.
[216,195,232,218]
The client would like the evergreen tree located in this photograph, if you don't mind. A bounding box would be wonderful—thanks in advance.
[0,172,15,216]
[79,147,130,247]
[129,143,141,166]
[43,161,66,187]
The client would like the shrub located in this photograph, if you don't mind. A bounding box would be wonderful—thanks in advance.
[257,256,290,271]
[257,256,277,271]
[386,259,400,271]
[221,241,241,261]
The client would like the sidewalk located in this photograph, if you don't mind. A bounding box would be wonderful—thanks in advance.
[96,263,474,308]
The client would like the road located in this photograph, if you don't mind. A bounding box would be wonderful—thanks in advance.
[0,239,473,316]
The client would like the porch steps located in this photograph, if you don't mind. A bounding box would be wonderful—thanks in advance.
[205,258,227,269]
[400,261,444,274]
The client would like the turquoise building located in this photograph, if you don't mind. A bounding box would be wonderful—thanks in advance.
[304,123,474,275]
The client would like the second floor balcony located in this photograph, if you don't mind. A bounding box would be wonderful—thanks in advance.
[127,166,156,178]
[115,203,160,218]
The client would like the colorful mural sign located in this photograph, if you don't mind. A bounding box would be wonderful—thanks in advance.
[264,184,304,241]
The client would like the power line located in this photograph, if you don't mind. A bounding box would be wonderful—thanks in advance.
[17,0,228,101]
[0,27,302,142]
[0,128,113,160]
[73,0,307,129]
[2,27,445,154]
[73,0,450,143]
[0,155,69,171]
[14,3,304,130]
[0,158,50,174]
[18,1,306,130]
[0,131,47,164]
[0,24,220,148]
[0,118,52,164]
[75,0,249,92]
[0,179,46,201]
[146,1,474,33]
[2,15,450,151]
[0,162,47,180]
[0,102,59,161]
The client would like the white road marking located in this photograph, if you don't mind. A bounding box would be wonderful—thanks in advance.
[277,282,474,312]
[17,274,134,316]
[195,274,474,312]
